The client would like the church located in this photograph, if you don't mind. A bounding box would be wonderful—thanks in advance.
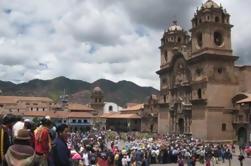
[157,0,251,144]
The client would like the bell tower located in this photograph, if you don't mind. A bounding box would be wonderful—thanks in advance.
[160,21,190,68]
[191,0,233,57]
[90,87,104,115]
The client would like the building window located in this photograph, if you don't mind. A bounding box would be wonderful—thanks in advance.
[164,51,168,62]
[31,107,33,111]
[72,119,76,123]
[215,17,220,23]
[37,108,39,111]
[78,120,82,123]
[197,89,202,99]
[162,78,167,84]
[218,67,223,74]
[214,32,223,46]
[196,68,203,76]
[43,108,45,111]
[163,95,167,103]
[177,37,181,43]
[0,104,3,108]
[84,120,87,123]
[17,109,19,112]
[109,106,113,112]
[222,123,226,131]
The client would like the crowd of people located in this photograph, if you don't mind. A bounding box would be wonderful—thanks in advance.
[0,113,248,166]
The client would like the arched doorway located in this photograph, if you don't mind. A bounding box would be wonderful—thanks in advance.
[178,118,185,134]
[238,127,247,146]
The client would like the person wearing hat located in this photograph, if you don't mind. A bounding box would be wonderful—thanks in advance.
[4,129,37,166]
[0,114,15,164]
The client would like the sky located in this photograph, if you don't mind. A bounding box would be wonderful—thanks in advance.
[0,0,250,89]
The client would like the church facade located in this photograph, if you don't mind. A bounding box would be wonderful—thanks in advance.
[157,0,251,143]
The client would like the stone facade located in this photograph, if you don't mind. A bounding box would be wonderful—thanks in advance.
[157,0,251,143]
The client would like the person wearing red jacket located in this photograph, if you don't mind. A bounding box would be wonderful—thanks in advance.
[34,118,52,166]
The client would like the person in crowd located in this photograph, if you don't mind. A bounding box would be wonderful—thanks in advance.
[238,150,245,166]
[34,118,52,166]
[24,119,35,148]
[135,148,143,166]
[4,129,38,166]
[225,148,232,166]
[51,124,71,166]
[12,115,24,138]
[0,114,15,164]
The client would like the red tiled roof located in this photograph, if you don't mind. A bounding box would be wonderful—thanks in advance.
[66,103,94,112]
[23,110,93,119]
[101,112,140,119]
[122,104,144,112]
[0,96,53,104]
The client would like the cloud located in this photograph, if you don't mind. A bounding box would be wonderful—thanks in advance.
[0,0,250,90]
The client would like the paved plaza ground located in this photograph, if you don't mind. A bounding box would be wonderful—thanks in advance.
[151,155,251,166]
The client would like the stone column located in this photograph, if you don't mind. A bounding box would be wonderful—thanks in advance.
[184,117,188,133]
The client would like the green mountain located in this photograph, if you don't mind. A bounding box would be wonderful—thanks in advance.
[0,77,159,106]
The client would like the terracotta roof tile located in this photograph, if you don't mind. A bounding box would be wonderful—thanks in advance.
[101,112,140,119]
[23,110,93,119]
[0,96,53,104]
[122,104,144,111]
[66,103,94,111]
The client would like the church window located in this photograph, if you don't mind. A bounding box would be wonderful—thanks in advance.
[197,89,202,99]
[162,78,167,85]
[164,50,168,62]
[215,16,220,23]
[214,31,223,46]
[196,68,203,76]
[217,67,223,74]
[109,106,113,112]
[177,37,181,43]
[222,123,226,131]
[207,16,210,21]
[196,32,203,48]
[163,95,167,103]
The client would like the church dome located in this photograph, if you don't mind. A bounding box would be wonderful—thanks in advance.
[167,21,183,32]
[202,0,220,9]
[93,87,103,94]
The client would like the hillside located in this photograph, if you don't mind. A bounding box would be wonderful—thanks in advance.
[0,77,159,106]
